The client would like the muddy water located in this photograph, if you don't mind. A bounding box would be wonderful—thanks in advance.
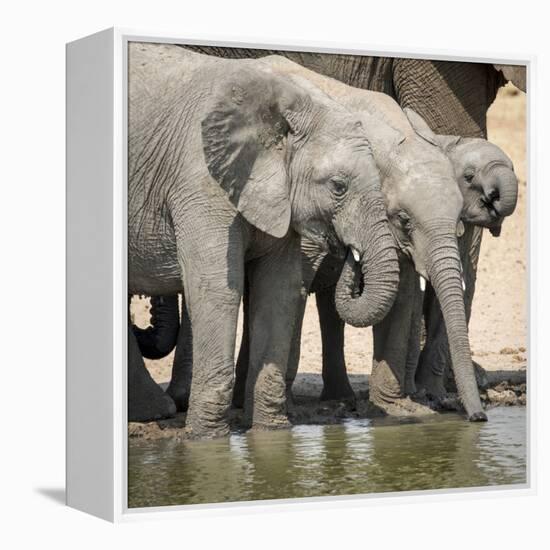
[128,407,526,508]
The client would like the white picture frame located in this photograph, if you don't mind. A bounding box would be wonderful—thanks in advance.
[66,27,535,522]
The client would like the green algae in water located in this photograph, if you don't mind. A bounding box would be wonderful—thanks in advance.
[128,406,526,508]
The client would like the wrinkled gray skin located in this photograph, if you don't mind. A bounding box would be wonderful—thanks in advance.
[128,44,399,436]
[413,133,518,398]
[146,60,495,420]
[295,111,517,411]
[134,50,523,420]
[180,46,525,391]
[246,61,492,420]
[142,125,518,416]
[138,48,524,397]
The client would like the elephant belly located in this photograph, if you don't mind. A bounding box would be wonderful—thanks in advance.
[128,228,182,296]
[128,258,182,296]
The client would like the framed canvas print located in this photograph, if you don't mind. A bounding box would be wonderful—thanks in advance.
[66,28,533,522]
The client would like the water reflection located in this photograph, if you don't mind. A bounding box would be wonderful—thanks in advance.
[128,407,526,508]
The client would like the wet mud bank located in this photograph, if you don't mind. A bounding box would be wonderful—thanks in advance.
[128,370,526,441]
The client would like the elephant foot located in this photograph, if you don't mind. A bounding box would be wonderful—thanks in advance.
[251,415,292,432]
[183,409,231,439]
[128,377,177,422]
[165,386,190,412]
[184,386,233,439]
[415,368,447,403]
[369,367,404,410]
[320,381,356,408]
[285,387,298,416]
[404,378,417,397]
[370,395,436,417]
[182,423,230,440]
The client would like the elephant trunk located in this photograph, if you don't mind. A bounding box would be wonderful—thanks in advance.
[132,295,180,360]
[483,165,518,237]
[485,165,518,218]
[425,225,486,421]
[334,197,400,328]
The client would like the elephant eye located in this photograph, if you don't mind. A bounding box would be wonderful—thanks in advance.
[329,177,348,197]
[397,211,411,232]
[464,171,475,183]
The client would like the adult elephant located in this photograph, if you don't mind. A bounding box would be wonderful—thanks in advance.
[128,44,400,436]
[180,45,525,386]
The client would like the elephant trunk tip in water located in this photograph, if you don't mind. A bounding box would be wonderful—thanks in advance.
[424,232,487,422]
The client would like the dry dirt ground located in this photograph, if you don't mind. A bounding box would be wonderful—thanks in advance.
[130,84,527,404]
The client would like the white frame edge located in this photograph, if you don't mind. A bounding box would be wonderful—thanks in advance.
[65,27,536,523]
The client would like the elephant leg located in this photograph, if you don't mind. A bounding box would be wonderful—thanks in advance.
[232,276,250,409]
[370,261,434,416]
[316,285,355,404]
[179,233,245,438]
[416,224,483,398]
[404,284,424,396]
[183,273,242,437]
[166,295,193,412]
[243,237,302,430]
[284,287,307,408]
[128,325,176,422]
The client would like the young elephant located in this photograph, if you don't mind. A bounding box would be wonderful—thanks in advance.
[414,132,518,399]
[239,58,489,421]
[140,58,495,421]
[128,45,399,436]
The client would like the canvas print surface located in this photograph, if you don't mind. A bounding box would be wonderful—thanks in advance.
[127,41,527,508]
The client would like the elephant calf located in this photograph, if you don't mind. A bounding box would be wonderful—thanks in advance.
[128,45,399,437]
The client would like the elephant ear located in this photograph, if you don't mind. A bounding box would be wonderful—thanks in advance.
[493,64,526,93]
[403,107,438,146]
[201,70,298,238]
[433,134,463,153]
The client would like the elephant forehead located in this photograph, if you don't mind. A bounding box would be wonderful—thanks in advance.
[390,142,455,180]
[385,170,463,216]
[313,140,375,176]
[461,141,514,169]
[317,114,370,143]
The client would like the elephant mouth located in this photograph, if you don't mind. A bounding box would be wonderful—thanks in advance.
[301,224,346,258]
[462,201,502,229]
[481,196,501,219]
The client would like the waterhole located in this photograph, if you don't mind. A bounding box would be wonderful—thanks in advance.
[128,406,526,508]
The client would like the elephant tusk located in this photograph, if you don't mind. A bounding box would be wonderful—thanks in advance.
[419,276,426,292]
[462,277,466,291]
[351,247,361,262]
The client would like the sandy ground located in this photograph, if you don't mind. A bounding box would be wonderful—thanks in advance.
[130,84,527,397]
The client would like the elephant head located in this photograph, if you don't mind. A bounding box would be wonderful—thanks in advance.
[201,64,399,328]
[432,131,518,237]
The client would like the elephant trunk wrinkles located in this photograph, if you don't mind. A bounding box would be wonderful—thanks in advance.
[334,198,399,328]
[132,295,180,360]
[488,166,518,219]
[425,226,486,421]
